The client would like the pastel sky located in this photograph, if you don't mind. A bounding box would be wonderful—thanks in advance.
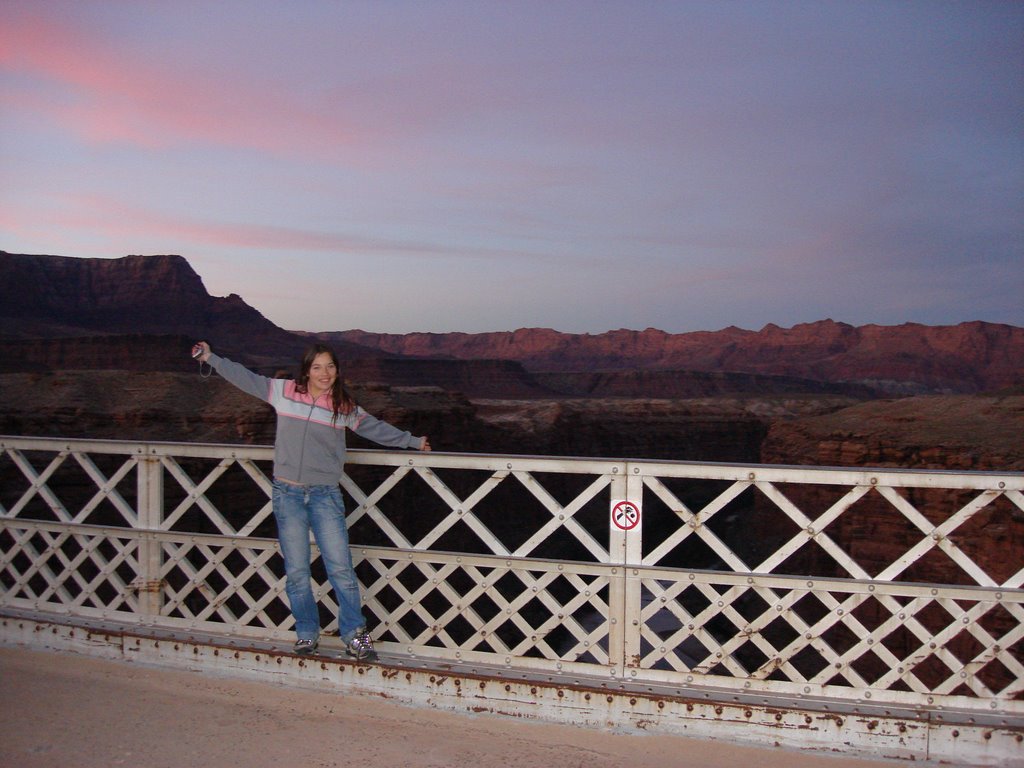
[1,1,1021,334]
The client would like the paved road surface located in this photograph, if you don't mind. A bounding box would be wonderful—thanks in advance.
[1,646,907,768]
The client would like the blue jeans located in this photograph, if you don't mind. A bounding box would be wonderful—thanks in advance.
[271,481,365,643]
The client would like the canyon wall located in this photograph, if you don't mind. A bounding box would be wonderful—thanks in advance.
[326,320,1024,394]
[5,251,1021,396]
[3,250,1020,470]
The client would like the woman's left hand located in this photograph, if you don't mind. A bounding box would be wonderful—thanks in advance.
[421,437,432,452]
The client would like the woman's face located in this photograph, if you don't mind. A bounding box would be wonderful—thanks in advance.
[307,352,338,398]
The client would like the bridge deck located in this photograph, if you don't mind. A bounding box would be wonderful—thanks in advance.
[0,643,908,768]
[4,609,1023,767]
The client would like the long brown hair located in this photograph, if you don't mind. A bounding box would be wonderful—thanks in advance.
[296,344,355,423]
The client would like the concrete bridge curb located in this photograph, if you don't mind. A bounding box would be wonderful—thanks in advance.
[3,609,1020,767]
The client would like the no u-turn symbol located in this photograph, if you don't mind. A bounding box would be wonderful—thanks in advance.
[611,500,640,531]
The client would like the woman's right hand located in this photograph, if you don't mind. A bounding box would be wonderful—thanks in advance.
[190,341,211,363]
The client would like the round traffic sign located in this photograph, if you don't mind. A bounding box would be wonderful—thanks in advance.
[611,500,640,531]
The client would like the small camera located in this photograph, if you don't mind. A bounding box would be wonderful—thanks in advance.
[191,345,203,359]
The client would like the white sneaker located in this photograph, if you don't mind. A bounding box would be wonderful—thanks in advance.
[343,628,377,661]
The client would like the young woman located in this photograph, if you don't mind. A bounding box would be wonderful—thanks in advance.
[191,341,431,659]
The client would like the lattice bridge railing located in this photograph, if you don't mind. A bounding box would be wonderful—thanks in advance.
[2,436,1022,716]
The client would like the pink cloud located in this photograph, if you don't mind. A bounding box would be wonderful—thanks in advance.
[0,8,570,176]
[56,194,430,253]
[40,193,545,264]
[0,11,363,157]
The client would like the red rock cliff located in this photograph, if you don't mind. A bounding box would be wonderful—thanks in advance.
[331,320,1024,394]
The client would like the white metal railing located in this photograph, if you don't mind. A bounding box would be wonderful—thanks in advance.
[2,435,1023,717]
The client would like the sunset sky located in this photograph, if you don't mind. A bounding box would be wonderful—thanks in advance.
[1,1,1021,334]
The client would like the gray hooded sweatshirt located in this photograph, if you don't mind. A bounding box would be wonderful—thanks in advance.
[208,353,425,486]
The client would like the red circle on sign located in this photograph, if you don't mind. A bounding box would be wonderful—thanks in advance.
[612,501,640,531]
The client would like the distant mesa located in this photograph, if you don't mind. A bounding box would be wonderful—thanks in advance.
[1,250,1022,397]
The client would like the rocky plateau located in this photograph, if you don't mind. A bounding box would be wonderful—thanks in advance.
[1,250,1021,471]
